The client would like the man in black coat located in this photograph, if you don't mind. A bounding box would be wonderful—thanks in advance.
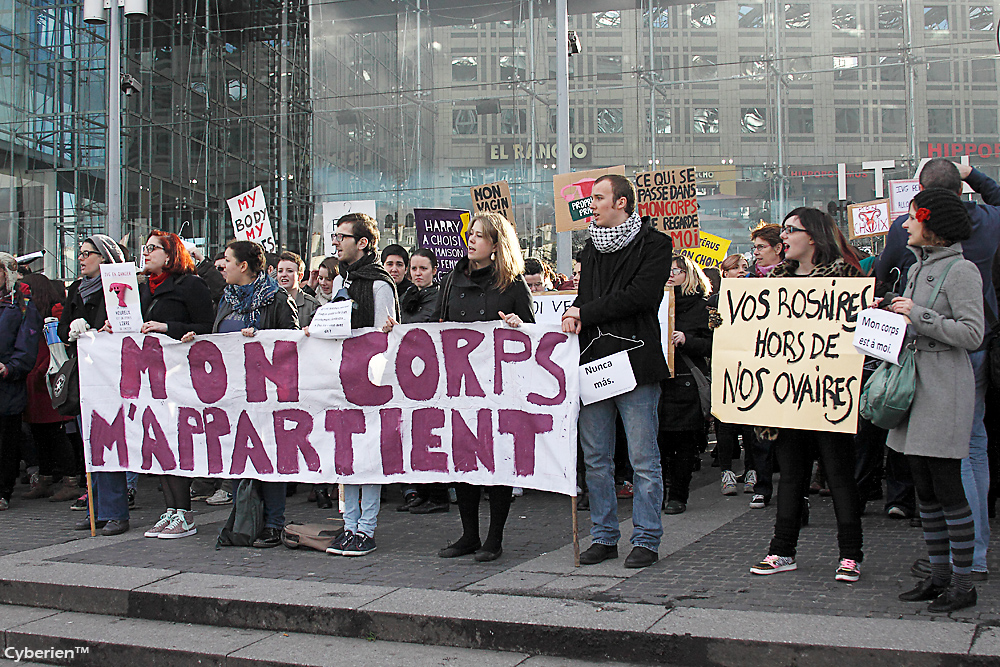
[562,174,672,569]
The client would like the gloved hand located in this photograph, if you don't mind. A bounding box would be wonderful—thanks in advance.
[67,318,90,342]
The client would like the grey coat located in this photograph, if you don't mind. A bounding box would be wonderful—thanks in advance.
[886,243,984,460]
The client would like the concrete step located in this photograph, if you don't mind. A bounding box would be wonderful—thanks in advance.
[0,604,638,667]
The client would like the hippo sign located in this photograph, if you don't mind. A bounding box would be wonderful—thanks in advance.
[100,263,142,333]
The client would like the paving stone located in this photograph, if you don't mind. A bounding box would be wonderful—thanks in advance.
[0,605,60,630]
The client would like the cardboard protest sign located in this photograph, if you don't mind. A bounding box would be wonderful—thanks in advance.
[848,199,891,239]
[79,323,580,495]
[635,167,699,249]
[322,200,377,258]
[470,181,513,226]
[227,186,277,253]
[888,179,920,219]
[853,307,907,365]
[100,264,141,333]
[553,165,626,232]
[678,231,732,269]
[414,208,470,275]
[711,277,875,433]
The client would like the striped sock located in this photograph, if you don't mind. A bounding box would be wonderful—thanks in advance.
[944,503,975,593]
[919,502,951,586]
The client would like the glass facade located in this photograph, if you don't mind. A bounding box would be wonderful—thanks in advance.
[0,1,997,277]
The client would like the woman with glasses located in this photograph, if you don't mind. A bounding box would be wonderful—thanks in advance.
[749,224,785,277]
[750,208,866,583]
[658,255,713,515]
[128,231,214,539]
[61,235,131,534]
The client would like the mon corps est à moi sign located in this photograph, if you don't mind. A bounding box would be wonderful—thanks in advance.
[79,323,580,495]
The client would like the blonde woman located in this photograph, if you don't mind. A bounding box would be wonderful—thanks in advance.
[432,212,534,562]
[659,254,713,515]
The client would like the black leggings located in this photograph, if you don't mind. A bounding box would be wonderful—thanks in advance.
[160,475,192,511]
[658,429,700,503]
[768,429,863,561]
[453,483,512,552]
[908,456,968,509]
[28,422,75,479]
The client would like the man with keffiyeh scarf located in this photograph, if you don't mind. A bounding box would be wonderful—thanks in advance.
[561,174,673,570]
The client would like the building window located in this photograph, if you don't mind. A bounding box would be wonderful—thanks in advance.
[647,8,669,28]
[452,57,477,82]
[831,5,857,30]
[647,109,672,134]
[836,108,861,133]
[878,4,903,30]
[927,60,951,82]
[927,108,953,134]
[740,56,767,78]
[596,56,622,81]
[693,108,719,134]
[548,109,576,133]
[499,55,525,82]
[971,60,996,82]
[691,54,718,79]
[974,109,998,135]
[597,108,624,133]
[834,55,859,81]
[741,108,766,133]
[785,4,810,29]
[787,107,813,133]
[500,109,527,134]
[691,4,716,28]
[881,108,905,134]
[923,6,948,30]
[879,56,904,82]
[452,109,478,135]
[969,7,994,31]
[738,4,763,28]
[594,11,620,27]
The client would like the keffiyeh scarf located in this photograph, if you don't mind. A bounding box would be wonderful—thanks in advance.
[222,271,281,328]
[588,210,643,254]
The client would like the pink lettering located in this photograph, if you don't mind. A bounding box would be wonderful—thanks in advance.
[188,341,227,403]
[499,410,553,477]
[203,407,230,475]
[494,329,531,395]
[141,407,175,471]
[379,408,404,475]
[245,341,299,402]
[325,409,366,475]
[89,407,127,467]
[341,332,393,405]
[441,329,486,397]
[410,408,448,472]
[396,329,439,401]
[176,407,203,471]
[451,409,494,473]
[230,410,273,475]
[273,409,319,474]
[528,332,569,406]
[120,336,167,399]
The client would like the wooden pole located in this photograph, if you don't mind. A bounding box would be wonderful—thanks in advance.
[572,495,580,567]
[85,472,96,537]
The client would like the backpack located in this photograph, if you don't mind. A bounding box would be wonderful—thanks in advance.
[281,521,345,552]
[215,479,264,548]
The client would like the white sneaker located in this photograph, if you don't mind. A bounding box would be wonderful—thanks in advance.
[721,471,738,496]
[205,489,233,505]
[743,470,757,494]
[144,510,175,538]
[750,554,797,575]
[157,509,197,539]
[750,494,768,509]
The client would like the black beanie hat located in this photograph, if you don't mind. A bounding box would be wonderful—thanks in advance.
[911,187,972,243]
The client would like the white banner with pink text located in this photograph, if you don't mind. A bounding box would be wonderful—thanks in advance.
[78,323,580,495]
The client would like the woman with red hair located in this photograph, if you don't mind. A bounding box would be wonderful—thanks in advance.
[136,230,214,539]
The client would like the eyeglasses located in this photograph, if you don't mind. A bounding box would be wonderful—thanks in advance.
[142,244,165,254]
[79,250,100,259]
[752,243,772,251]
[670,268,686,276]
[781,225,809,235]
[332,233,356,243]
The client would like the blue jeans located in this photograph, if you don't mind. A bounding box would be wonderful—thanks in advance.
[579,383,663,550]
[343,484,381,537]
[92,471,129,522]
[126,471,138,491]
[259,481,287,529]
[962,350,990,572]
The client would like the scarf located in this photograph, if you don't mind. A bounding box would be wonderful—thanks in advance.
[344,252,398,329]
[78,275,103,303]
[316,286,334,306]
[588,210,643,254]
[147,271,169,295]
[222,271,281,328]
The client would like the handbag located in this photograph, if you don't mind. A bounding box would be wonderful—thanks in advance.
[680,353,711,420]
[281,521,346,552]
[49,354,81,417]
[860,256,961,429]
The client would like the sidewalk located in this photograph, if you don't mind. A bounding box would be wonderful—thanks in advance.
[1,466,998,665]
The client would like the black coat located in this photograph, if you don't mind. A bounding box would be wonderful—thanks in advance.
[573,221,672,386]
[140,273,215,340]
[0,294,40,416]
[59,280,108,352]
[400,283,440,324]
[196,258,227,306]
[213,287,299,332]
[433,258,534,323]
[659,290,712,432]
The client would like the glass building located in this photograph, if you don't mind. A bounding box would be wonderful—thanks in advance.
[1,1,998,278]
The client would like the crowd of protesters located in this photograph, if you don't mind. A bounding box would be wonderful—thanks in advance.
[0,160,996,612]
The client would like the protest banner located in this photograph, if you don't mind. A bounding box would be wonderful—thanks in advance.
[553,165,626,232]
[711,277,875,433]
[848,199,891,239]
[678,231,732,269]
[888,179,920,219]
[852,307,907,365]
[414,208,470,275]
[322,200,377,258]
[99,263,141,333]
[470,181,513,226]
[79,323,580,495]
[635,167,699,249]
[227,186,277,253]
